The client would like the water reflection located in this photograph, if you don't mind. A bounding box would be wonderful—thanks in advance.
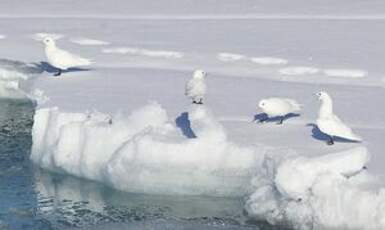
[35,169,246,228]
[0,99,48,229]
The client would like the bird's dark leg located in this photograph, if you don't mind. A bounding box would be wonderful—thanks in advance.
[327,136,334,145]
[197,98,203,104]
[277,117,284,125]
[54,69,62,76]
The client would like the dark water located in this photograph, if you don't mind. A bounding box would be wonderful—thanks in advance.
[0,99,283,230]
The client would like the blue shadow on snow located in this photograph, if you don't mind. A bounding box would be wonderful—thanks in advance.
[36,61,91,75]
[175,112,196,138]
[306,123,361,143]
[253,113,300,124]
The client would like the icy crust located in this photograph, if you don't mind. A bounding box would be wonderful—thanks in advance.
[31,102,385,229]
[245,147,385,230]
[0,59,42,98]
[31,102,266,197]
[275,147,370,200]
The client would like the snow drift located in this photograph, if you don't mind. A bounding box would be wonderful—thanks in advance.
[31,102,385,229]
[0,59,42,98]
[31,102,267,196]
[245,146,385,230]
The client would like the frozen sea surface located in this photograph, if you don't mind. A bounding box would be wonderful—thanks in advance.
[1,0,385,229]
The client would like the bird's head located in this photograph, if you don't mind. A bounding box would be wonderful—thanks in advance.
[193,69,206,79]
[258,99,268,109]
[315,91,330,101]
[43,37,55,47]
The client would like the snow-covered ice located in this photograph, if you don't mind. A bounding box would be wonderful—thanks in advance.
[102,47,183,58]
[245,146,385,230]
[275,146,370,200]
[0,59,41,98]
[0,35,5,39]
[217,54,288,65]
[0,0,385,229]
[250,57,288,65]
[69,37,110,46]
[279,66,320,76]
[217,53,246,62]
[32,32,63,41]
[324,69,368,78]
[31,103,266,196]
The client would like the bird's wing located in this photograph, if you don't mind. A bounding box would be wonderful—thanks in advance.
[54,48,92,67]
[185,79,195,96]
[283,98,302,111]
[331,115,362,141]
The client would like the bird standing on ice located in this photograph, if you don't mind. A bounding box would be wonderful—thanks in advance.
[43,37,92,76]
[257,97,301,124]
[316,91,362,145]
[185,69,207,104]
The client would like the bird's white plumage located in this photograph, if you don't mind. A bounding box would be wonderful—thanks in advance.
[185,70,207,103]
[43,37,92,70]
[316,91,362,141]
[258,97,301,117]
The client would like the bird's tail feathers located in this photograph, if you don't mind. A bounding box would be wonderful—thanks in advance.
[286,99,302,112]
[345,132,363,142]
[78,58,94,66]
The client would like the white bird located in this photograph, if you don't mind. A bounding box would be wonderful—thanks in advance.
[185,69,207,104]
[316,91,362,145]
[43,37,92,76]
[257,97,301,124]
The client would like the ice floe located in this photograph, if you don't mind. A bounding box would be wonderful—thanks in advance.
[31,103,266,196]
[245,146,385,230]
[30,100,385,229]
[0,59,42,98]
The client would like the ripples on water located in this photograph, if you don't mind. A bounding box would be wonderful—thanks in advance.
[0,99,284,230]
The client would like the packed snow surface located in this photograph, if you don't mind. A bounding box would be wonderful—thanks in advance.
[32,33,64,41]
[323,69,368,78]
[102,47,183,58]
[69,37,110,46]
[1,0,385,229]
[250,57,288,65]
[279,67,320,76]
[217,53,246,62]
[31,103,266,196]
[245,146,385,230]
